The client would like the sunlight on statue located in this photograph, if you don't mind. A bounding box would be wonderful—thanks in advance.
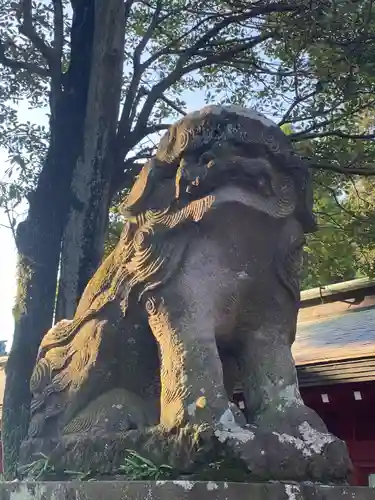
[20,105,352,482]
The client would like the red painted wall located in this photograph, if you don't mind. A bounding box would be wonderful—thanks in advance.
[233,380,375,486]
[301,381,375,486]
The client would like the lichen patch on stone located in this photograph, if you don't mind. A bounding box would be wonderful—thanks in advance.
[274,421,335,457]
[215,427,255,444]
[216,407,255,443]
[187,402,196,416]
[298,421,335,454]
[207,482,219,490]
[237,271,249,279]
[278,383,303,407]
[219,408,237,428]
[173,480,195,491]
[273,432,307,455]
[9,484,49,500]
[285,484,301,500]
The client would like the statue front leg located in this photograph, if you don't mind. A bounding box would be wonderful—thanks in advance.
[236,300,352,482]
[240,326,308,429]
[145,290,232,430]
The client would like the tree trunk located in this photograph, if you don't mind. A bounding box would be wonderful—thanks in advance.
[2,1,95,478]
[55,0,125,321]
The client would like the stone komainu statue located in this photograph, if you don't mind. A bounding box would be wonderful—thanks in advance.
[20,106,351,482]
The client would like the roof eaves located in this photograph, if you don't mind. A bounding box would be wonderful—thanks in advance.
[300,277,375,303]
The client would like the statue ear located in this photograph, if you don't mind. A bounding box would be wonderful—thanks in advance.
[120,159,177,217]
[147,177,177,212]
[119,160,155,217]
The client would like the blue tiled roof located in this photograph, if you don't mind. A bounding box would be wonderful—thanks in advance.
[293,307,375,365]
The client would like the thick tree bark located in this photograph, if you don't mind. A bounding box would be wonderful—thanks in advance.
[2,1,95,478]
[55,0,125,320]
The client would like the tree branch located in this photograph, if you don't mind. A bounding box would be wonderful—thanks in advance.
[110,157,145,198]
[116,1,302,159]
[349,177,375,210]
[111,142,159,197]
[278,89,317,126]
[319,181,373,224]
[142,122,171,135]
[0,39,50,77]
[181,1,300,61]
[19,0,56,64]
[309,163,375,176]
[138,2,301,114]
[158,93,187,116]
[132,32,274,144]
[282,99,344,127]
[230,58,312,78]
[290,99,375,139]
[117,0,163,141]
[181,32,273,77]
[134,0,163,62]
[127,88,183,139]
[142,12,218,69]
[291,130,375,141]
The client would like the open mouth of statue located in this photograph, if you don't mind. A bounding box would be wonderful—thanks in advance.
[183,168,274,199]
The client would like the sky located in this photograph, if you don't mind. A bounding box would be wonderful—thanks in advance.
[0,90,211,350]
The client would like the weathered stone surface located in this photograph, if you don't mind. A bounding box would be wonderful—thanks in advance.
[1,481,375,500]
[20,105,351,482]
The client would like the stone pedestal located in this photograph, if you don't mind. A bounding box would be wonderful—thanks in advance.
[1,481,374,500]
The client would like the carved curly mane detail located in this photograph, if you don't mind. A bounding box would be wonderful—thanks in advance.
[28,194,215,436]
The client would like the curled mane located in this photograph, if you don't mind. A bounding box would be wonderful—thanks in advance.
[28,190,216,436]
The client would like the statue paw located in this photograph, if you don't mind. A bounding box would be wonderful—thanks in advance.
[309,435,352,482]
[213,404,352,482]
[63,388,159,435]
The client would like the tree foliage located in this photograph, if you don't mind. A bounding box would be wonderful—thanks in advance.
[0,0,375,477]
[0,0,374,209]
[300,108,375,288]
